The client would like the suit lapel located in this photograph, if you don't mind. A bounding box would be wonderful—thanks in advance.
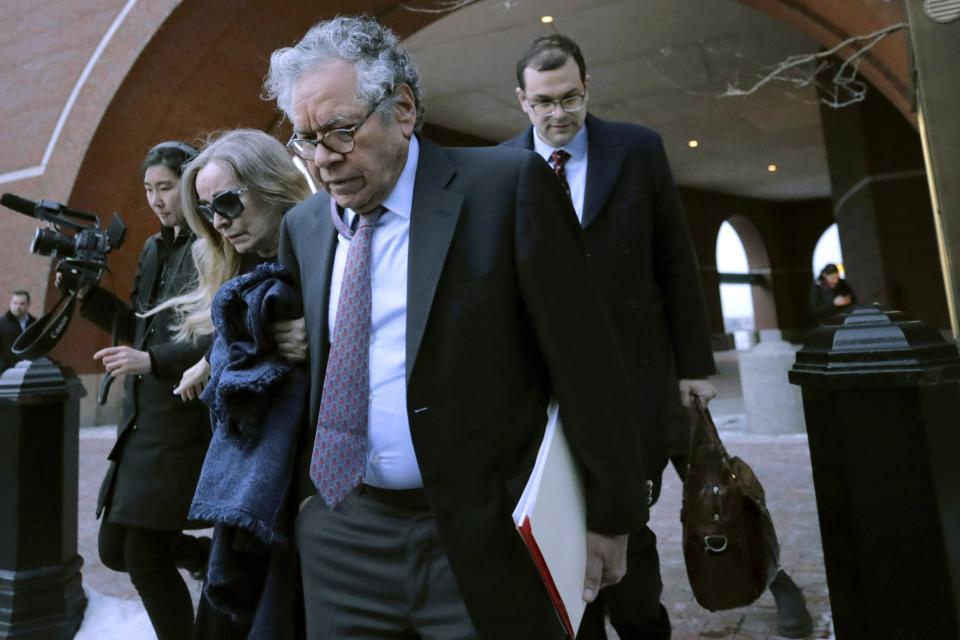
[309,195,338,351]
[406,139,462,381]
[582,114,624,229]
[505,118,622,229]
[137,241,160,313]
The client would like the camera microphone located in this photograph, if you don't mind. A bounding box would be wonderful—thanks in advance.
[3,192,127,366]
[0,193,38,218]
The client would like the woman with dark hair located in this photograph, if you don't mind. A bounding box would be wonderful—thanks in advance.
[809,263,857,321]
[76,141,213,639]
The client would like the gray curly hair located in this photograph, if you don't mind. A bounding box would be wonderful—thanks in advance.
[264,16,424,133]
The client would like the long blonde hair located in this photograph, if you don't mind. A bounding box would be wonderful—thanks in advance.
[149,128,311,342]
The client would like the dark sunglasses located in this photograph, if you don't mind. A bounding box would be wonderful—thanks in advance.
[197,186,248,223]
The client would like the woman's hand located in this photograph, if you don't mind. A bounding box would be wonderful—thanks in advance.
[93,346,151,376]
[173,357,210,401]
[270,317,308,363]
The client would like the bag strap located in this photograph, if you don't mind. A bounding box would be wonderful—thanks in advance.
[690,396,731,461]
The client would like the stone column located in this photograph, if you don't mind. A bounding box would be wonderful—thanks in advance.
[0,359,87,639]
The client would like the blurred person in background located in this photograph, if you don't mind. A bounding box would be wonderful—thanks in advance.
[809,263,856,321]
[0,289,36,372]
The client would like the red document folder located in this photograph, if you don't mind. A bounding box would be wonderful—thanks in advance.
[512,403,587,638]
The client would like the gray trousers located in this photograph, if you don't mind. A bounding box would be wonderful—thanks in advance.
[295,491,477,640]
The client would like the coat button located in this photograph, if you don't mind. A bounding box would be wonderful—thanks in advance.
[627,298,640,310]
[620,243,631,255]
[135,374,143,382]
[585,252,592,259]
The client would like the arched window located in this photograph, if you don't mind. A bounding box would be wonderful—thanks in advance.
[716,220,755,348]
[812,223,844,279]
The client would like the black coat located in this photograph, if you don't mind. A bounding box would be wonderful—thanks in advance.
[503,114,716,487]
[809,278,856,321]
[81,226,212,530]
[280,140,646,638]
[0,310,36,371]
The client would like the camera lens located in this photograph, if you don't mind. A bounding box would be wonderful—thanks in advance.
[31,228,76,258]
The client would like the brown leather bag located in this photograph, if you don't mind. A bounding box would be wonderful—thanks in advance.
[680,398,780,611]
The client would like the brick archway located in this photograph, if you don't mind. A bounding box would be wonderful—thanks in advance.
[51,1,446,371]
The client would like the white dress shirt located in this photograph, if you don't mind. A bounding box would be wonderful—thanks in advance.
[328,136,422,489]
[533,123,589,222]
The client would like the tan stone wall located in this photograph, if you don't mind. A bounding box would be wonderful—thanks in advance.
[0,0,180,312]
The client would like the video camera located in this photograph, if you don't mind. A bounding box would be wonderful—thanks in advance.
[1,193,126,360]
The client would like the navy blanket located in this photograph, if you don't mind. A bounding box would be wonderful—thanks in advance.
[190,262,307,636]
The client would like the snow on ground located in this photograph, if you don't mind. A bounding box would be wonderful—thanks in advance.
[75,586,155,640]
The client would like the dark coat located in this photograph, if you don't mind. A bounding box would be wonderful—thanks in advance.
[81,226,212,530]
[0,310,36,371]
[502,114,717,487]
[279,139,646,639]
[809,278,856,320]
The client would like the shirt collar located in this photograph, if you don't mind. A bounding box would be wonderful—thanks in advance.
[532,122,588,163]
[345,135,419,223]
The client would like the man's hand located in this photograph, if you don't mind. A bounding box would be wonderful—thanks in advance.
[833,294,851,306]
[93,346,151,376]
[678,378,717,408]
[269,317,308,363]
[173,357,210,401]
[583,532,629,603]
[54,272,91,299]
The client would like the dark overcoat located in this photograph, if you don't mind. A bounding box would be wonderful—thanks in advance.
[81,226,211,530]
[0,310,36,371]
[808,278,856,321]
[503,114,716,487]
[280,139,647,638]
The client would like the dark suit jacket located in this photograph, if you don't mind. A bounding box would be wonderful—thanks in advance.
[0,310,36,371]
[503,114,716,486]
[279,138,646,638]
[81,227,211,529]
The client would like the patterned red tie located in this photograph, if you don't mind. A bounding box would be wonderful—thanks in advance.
[551,149,572,197]
[310,200,385,507]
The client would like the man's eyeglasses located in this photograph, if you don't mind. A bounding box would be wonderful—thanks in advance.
[526,94,586,116]
[287,102,381,159]
[197,186,248,223]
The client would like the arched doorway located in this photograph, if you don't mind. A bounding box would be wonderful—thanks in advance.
[717,214,778,348]
[716,221,754,349]
[812,222,845,280]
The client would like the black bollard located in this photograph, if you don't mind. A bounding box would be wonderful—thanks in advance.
[0,358,87,639]
[789,305,960,639]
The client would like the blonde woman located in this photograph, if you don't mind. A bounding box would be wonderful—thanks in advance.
[150,129,312,399]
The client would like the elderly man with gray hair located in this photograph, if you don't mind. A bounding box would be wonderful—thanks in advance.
[264,16,649,638]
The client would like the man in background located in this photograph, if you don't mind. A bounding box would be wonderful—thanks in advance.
[0,290,36,372]
[505,34,812,640]
[504,34,717,640]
